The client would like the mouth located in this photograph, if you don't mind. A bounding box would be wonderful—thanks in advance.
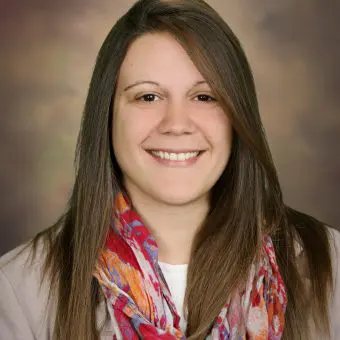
[145,149,206,163]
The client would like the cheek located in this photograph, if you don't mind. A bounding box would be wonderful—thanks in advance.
[198,110,232,150]
[113,109,156,151]
[112,114,140,175]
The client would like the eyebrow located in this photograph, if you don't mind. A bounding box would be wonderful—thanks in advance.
[123,80,208,92]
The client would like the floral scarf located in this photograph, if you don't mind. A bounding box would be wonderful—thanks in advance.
[93,192,287,339]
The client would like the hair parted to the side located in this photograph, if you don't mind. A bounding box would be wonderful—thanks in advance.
[27,0,334,339]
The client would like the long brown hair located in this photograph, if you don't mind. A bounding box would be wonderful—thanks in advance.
[29,0,334,339]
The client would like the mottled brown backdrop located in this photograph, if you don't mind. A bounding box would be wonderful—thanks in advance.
[1,0,339,255]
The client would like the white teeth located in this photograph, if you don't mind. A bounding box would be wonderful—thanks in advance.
[150,151,200,161]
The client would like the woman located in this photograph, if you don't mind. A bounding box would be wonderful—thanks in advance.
[1,0,339,339]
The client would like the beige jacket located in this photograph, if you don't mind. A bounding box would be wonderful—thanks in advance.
[1,228,340,340]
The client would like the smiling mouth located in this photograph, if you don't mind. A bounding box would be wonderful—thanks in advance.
[145,149,205,162]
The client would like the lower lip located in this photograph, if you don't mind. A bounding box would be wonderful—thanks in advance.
[146,151,204,167]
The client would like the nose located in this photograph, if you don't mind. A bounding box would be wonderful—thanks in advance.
[157,101,196,135]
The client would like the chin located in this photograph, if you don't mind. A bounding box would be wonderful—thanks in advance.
[150,189,207,207]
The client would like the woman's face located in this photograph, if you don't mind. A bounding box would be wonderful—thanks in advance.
[113,32,232,206]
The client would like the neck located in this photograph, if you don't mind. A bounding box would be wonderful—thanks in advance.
[124,184,209,265]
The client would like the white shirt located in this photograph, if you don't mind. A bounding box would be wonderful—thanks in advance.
[159,261,188,333]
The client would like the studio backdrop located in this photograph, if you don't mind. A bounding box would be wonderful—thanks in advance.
[0,0,339,255]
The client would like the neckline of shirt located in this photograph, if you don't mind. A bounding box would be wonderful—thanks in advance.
[158,261,188,272]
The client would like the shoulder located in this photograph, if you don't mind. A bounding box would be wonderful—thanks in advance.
[293,224,340,339]
[328,226,340,260]
[326,226,340,339]
[0,238,114,339]
[324,226,340,288]
[0,238,46,290]
[327,226,340,291]
[0,239,55,339]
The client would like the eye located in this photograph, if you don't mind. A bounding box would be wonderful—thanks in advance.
[195,94,216,102]
[136,93,160,103]
[135,93,216,103]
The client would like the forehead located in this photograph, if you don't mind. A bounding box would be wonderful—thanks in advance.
[117,32,204,84]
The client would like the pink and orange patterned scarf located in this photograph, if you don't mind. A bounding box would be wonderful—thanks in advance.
[94,192,287,339]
